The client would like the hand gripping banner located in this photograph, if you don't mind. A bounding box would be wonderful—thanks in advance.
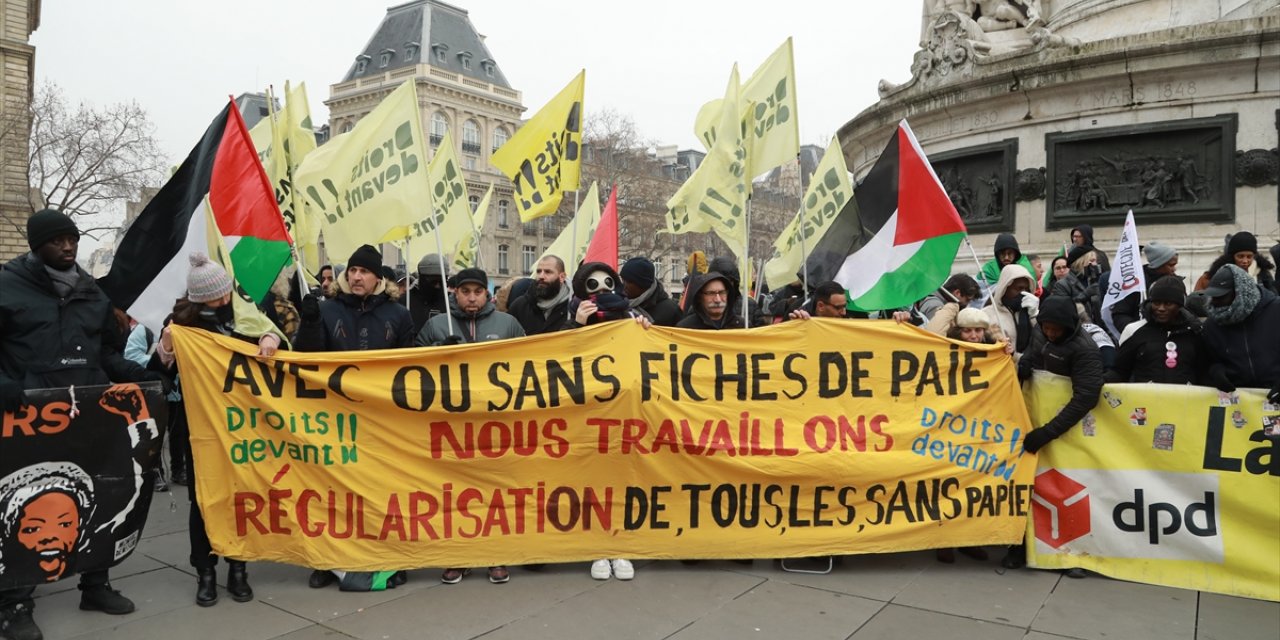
[171,321,1036,570]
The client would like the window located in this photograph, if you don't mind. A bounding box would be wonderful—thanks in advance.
[379,50,393,68]
[405,42,419,61]
[482,60,495,78]
[432,43,448,63]
[258,106,269,117]
[498,200,509,228]
[430,112,448,146]
[522,245,537,273]
[340,121,354,134]
[668,258,681,281]
[354,55,370,74]
[469,194,480,212]
[459,52,472,70]
[462,120,481,155]
[497,244,509,274]
[464,155,476,170]
[492,126,508,153]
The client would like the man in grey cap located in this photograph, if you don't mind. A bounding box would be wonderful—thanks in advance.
[408,253,450,334]
[1112,241,1181,334]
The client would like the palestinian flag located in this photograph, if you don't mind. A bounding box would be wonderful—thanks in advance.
[805,120,966,312]
[99,100,292,333]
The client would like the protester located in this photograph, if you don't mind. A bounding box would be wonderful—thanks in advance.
[260,270,301,343]
[415,268,523,346]
[982,264,1038,358]
[1008,295,1103,576]
[1194,231,1277,295]
[619,257,682,326]
[508,256,572,335]
[0,209,169,639]
[1199,264,1280,396]
[294,244,413,591]
[154,253,280,607]
[1068,224,1111,272]
[1059,245,1105,325]
[766,275,808,321]
[787,281,852,321]
[317,264,336,298]
[495,277,532,313]
[916,274,981,333]
[677,272,744,330]
[1110,241,1180,341]
[1026,254,1044,296]
[122,321,177,493]
[978,233,1035,287]
[1042,256,1073,299]
[408,253,451,334]
[1106,276,1205,384]
[706,256,768,326]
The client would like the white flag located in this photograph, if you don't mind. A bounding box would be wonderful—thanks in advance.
[1100,210,1146,339]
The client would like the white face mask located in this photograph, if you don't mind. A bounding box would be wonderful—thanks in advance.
[584,270,614,295]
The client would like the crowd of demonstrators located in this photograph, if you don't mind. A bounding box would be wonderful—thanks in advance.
[0,210,172,640]
[1194,231,1277,295]
[1111,241,1180,343]
[508,256,572,335]
[1200,264,1280,397]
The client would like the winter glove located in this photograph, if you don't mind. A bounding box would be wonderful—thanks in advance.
[0,380,29,414]
[1268,382,1279,405]
[1022,427,1058,454]
[1017,361,1033,384]
[1207,364,1235,393]
[301,294,322,323]
[441,335,465,346]
[1020,291,1039,318]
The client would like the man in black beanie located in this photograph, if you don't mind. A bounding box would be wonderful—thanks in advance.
[0,209,168,639]
[1107,276,1207,385]
[619,257,681,326]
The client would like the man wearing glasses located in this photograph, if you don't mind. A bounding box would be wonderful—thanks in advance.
[677,272,744,330]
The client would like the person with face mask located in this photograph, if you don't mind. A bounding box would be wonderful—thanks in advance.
[619,257,682,326]
[508,256,573,335]
[982,264,1039,358]
[155,253,282,608]
[1106,276,1206,384]
[0,209,170,640]
[408,253,450,335]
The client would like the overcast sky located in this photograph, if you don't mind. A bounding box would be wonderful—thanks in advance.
[34,1,923,164]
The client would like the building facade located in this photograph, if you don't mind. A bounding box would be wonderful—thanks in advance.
[0,0,38,261]
[841,0,1279,284]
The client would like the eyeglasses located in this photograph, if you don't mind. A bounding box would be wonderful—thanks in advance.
[701,289,728,298]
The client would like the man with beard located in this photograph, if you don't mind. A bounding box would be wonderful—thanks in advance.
[619,257,681,326]
[678,272,743,330]
[408,253,451,335]
[317,265,336,299]
[508,256,572,335]
[416,269,524,346]
[1106,276,1206,384]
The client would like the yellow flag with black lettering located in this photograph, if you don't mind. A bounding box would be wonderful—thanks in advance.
[695,38,798,177]
[282,82,321,272]
[491,70,584,223]
[538,181,600,278]
[294,80,425,261]
[452,185,492,271]
[763,136,851,289]
[666,66,750,259]
[407,129,476,261]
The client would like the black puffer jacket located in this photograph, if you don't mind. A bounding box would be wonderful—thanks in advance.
[1106,306,1206,384]
[508,286,572,335]
[1201,271,1280,389]
[294,280,414,352]
[633,281,684,326]
[1018,296,1103,436]
[677,272,745,330]
[0,253,150,388]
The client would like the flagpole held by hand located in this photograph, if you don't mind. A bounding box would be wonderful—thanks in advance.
[431,221,456,337]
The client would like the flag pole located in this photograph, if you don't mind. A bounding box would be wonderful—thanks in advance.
[796,154,809,293]
[265,84,311,301]
[431,226,456,337]
[401,239,412,311]
[742,196,751,328]
[567,189,579,320]
[962,235,991,301]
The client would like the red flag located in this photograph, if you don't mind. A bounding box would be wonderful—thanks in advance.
[583,185,618,269]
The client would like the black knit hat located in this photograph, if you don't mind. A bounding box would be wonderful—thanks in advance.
[346,244,383,275]
[1226,231,1257,256]
[27,208,80,251]
[1148,276,1185,306]
[620,257,656,288]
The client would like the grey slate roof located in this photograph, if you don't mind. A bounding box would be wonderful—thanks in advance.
[343,0,511,89]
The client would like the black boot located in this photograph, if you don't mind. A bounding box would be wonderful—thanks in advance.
[79,582,135,615]
[226,561,253,602]
[196,567,218,607]
[0,601,42,640]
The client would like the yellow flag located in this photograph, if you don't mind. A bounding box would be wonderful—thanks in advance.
[666,65,750,259]
[452,185,491,272]
[537,181,600,278]
[695,38,798,176]
[282,82,321,273]
[763,136,851,289]
[491,70,584,223]
[294,80,425,261]
[203,198,288,347]
[406,129,477,264]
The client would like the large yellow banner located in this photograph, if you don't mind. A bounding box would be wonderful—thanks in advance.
[172,321,1036,571]
[1024,373,1279,601]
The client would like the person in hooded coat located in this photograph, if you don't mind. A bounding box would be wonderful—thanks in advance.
[978,233,1037,287]
[678,272,744,330]
[1193,231,1277,295]
[408,253,451,334]
[982,264,1039,358]
[1068,224,1111,273]
[700,256,768,327]
[619,257,682,326]
[1106,276,1206,384]
[1200,264,1280,397]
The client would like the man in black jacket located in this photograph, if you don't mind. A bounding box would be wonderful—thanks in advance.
[508,256,572,335]
[295,245,415,353]
[1007,295,1103,576]
[0,209,164,640]
[677,272,744,330]
[619,257,681,326]
[408,253,450,335]
[1106,276,1205,384]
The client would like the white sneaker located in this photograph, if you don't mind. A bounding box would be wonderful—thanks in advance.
[611,558,634,580]
[590,559,612,580]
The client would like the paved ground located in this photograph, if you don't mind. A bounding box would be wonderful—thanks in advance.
[26,495,1279,640]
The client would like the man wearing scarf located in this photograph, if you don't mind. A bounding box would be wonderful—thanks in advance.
[1200,264,1280,399]
[619,257,681,326]
[508,255,572,335]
